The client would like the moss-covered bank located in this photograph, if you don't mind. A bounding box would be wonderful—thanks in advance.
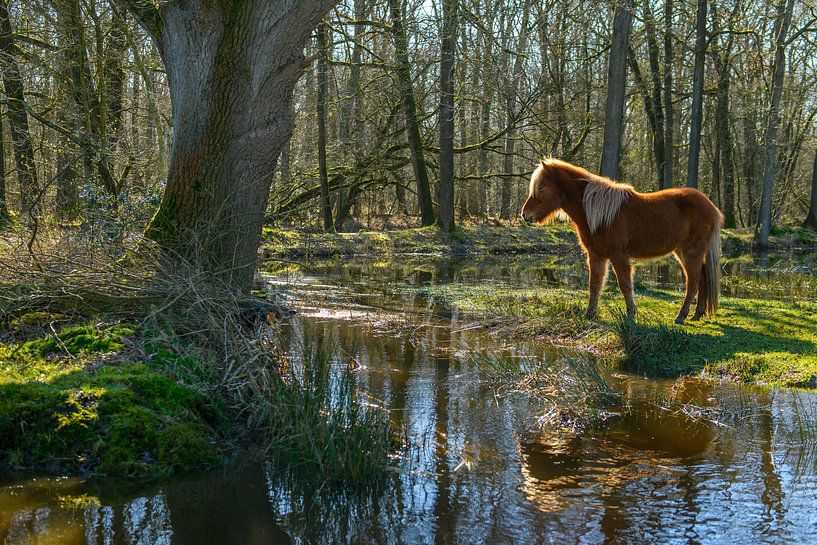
[407,283,817,388]
[262,224,817,259]
[0,319,226,477]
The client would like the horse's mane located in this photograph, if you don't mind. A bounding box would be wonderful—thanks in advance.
[541,158,634,234]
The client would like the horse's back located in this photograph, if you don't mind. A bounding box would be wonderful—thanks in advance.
[602,187,721,259]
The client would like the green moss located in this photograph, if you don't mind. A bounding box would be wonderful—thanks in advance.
[15,324,133,357]
[0,325,224,477]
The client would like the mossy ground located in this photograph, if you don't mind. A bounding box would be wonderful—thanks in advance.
[409,282,817,389]
[0,319,226,477]
[262,224,578,258]
[262,224,817,259]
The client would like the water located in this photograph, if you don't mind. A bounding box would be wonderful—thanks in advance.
[3,252,817,544]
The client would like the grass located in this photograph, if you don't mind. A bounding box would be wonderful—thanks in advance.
[0,314,393,481]
[265,341,392,481]
[468,351,617,431]
[262,224,577,258]
[407,283,817,388]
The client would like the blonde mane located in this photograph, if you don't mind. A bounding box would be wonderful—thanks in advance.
[537,158,634,233]
[581,177,633,233]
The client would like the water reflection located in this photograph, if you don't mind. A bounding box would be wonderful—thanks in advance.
[3,256,817,544]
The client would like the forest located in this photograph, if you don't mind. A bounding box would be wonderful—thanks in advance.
[0,0,816,244]
[1,0,817,543]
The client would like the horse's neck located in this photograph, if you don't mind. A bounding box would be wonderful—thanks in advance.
[558,176,591,236]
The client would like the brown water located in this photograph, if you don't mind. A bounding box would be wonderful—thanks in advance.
[2,253,817,544]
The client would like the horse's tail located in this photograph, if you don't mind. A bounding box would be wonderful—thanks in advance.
[701,220,722,316]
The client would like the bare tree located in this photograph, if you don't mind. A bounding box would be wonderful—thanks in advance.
[316,22,334,231]
[600,0,634,179]
[756,0,795,247]
[0,0,39,216]
[438,0,457,232]
[686,0,707,189]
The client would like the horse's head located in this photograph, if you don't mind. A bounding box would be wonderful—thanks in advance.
[521,160,563,224]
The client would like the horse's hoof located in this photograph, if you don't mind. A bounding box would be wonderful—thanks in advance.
[674,316,686,325]
[690,314,703,321]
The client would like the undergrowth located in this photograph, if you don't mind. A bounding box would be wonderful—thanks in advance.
[0,229,393,482]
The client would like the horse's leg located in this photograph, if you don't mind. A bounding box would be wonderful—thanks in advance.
[611,257,636,318]
[692,263,709,321]
[585,253,609,319]
[674,249,704,324]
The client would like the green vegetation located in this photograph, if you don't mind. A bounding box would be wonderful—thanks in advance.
[262,224,577,258]
[469,351,617,430]
[0,321,224,476]
[408,283,817,388]
[266,345,392,481]
[262,225,817,259]
[0,312,392,481]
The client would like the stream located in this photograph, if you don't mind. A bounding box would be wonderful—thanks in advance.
[2,251,816,544]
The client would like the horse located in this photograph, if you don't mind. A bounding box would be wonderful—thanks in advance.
[521,158,723,324]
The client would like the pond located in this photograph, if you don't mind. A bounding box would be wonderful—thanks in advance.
[2,252,817,544]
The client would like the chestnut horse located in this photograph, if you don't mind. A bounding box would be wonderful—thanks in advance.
[521,159,723,324]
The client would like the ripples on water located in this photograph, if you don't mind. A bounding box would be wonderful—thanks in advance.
[2,252,816,544]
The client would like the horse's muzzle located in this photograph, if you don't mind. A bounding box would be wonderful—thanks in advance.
[521,212,534,224]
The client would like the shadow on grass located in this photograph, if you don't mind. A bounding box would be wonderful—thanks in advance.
[613,314,817,385]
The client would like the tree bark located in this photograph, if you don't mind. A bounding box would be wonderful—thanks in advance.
[500,0,531,219]
[804,149,817,229]
[0,105,8,225]
[437,0,456,232]
[388,0,435,226]
[713,38,736,227]
[686,0,707,188]
[316,22,333,231]
[335,0,367,230]
[600,0,634,180]
[662,0,674,187]
[120,0,336,291]
[57,0,118,195]
[756,0,794,248]
[0,0,39,216]
[642,0,666,187]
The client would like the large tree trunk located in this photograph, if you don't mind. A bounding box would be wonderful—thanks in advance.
[756,0,794,248]
[0,0,39,216]
[686,0,707,189]
[599,0,633,180]
[804,149,817,229]
[121,0,336,291]
[316,22,333,231]
[437,0,456,232]
[388,0,435,226]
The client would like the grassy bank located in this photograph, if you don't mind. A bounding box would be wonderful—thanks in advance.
[262,224,817,258]
[0,236,392,481]
[0,319,225,477]
[408,283,817,388]
[0,313,392,480]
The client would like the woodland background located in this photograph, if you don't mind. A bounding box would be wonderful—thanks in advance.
[1,0,816,240]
